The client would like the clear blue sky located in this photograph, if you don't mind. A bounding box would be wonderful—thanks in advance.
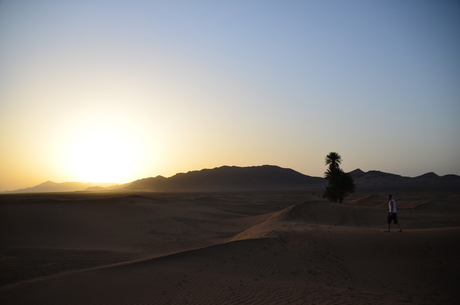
[1,0,459,190]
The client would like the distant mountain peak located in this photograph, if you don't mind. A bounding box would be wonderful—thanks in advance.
[41,180,57,185]
[348,168,366,178]
[415,172,439,179]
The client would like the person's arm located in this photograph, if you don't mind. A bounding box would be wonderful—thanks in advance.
[389,200,394,214]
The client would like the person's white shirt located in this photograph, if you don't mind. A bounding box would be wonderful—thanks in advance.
[389,199,397,213]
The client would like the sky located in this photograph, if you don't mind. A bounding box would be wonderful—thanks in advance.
[1,0,459,191]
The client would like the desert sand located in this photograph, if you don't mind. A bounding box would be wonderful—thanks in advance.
[1,190,459,304]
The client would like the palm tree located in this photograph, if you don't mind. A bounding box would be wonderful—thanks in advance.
[325,152,342,171]
[323,152,355,203]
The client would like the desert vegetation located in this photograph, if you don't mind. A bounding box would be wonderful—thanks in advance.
[323,152,356,203]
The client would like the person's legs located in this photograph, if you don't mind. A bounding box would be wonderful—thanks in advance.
[393,213,402,232]
[386,214,392,232]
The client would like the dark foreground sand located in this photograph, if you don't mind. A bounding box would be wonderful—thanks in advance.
[1,190,459,304]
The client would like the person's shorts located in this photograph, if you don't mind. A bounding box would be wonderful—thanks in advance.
[387,213,398,224]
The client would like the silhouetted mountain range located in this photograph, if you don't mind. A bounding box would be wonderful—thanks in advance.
[125,166,460,192]
[124,165,325,192]
[3,165,460,193]
[349,169,460,190]
[4,181,120,193]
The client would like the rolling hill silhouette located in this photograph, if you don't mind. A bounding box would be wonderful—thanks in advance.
[124,165,325,192]
[349,169,460,190]
[4,181,120,193]
[4,166,459,193]
[123,165,460,192]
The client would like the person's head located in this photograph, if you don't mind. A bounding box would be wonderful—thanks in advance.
[388,194,393,200]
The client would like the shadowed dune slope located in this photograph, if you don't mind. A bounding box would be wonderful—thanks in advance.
[409,199,460,213]
[347,194,384,206]
[3,226,459,305]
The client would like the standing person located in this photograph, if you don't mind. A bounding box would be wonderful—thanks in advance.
[386,194,402,232]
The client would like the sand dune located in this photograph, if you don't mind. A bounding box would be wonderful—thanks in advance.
[1,191,459,304]
[347,194,384,206]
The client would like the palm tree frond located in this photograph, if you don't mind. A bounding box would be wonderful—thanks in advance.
[325,152,342,167]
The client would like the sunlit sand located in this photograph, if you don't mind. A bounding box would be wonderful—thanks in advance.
[1,190,459,304]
